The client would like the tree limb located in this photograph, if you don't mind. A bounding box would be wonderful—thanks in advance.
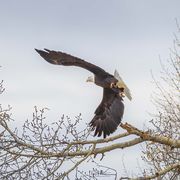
[121,123,180,148]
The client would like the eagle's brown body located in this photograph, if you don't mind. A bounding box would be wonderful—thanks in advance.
[36,49,125,138]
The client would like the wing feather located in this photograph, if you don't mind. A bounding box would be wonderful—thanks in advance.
[35,48,107,75]
[90,88,124,138]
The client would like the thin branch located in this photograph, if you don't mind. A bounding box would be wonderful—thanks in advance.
[124,162,180,180]
[59,144,96,180]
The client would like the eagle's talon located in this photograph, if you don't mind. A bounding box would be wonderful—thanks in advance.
[119,92,125,97]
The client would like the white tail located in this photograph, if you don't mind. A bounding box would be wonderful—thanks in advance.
[114,70,132,101]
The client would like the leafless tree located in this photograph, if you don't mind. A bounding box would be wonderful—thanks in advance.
[140,23,180,180]
[0,97,179,179]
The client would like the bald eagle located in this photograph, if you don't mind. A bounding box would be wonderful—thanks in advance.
[35,49,132,138]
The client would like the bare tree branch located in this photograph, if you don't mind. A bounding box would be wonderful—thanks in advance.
[0,106,179,179]
[121,123,180,148]
[121,162,180,180]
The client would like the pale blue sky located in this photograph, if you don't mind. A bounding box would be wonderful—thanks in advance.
[0,0,180,178]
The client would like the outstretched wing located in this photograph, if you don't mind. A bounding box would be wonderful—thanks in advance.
[35,49,107,75]
[90,88,124,138]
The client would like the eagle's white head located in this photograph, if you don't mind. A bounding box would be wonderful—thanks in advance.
[114,70,132,101]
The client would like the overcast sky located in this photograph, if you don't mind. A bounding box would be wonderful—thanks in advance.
[0,0,180,178]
